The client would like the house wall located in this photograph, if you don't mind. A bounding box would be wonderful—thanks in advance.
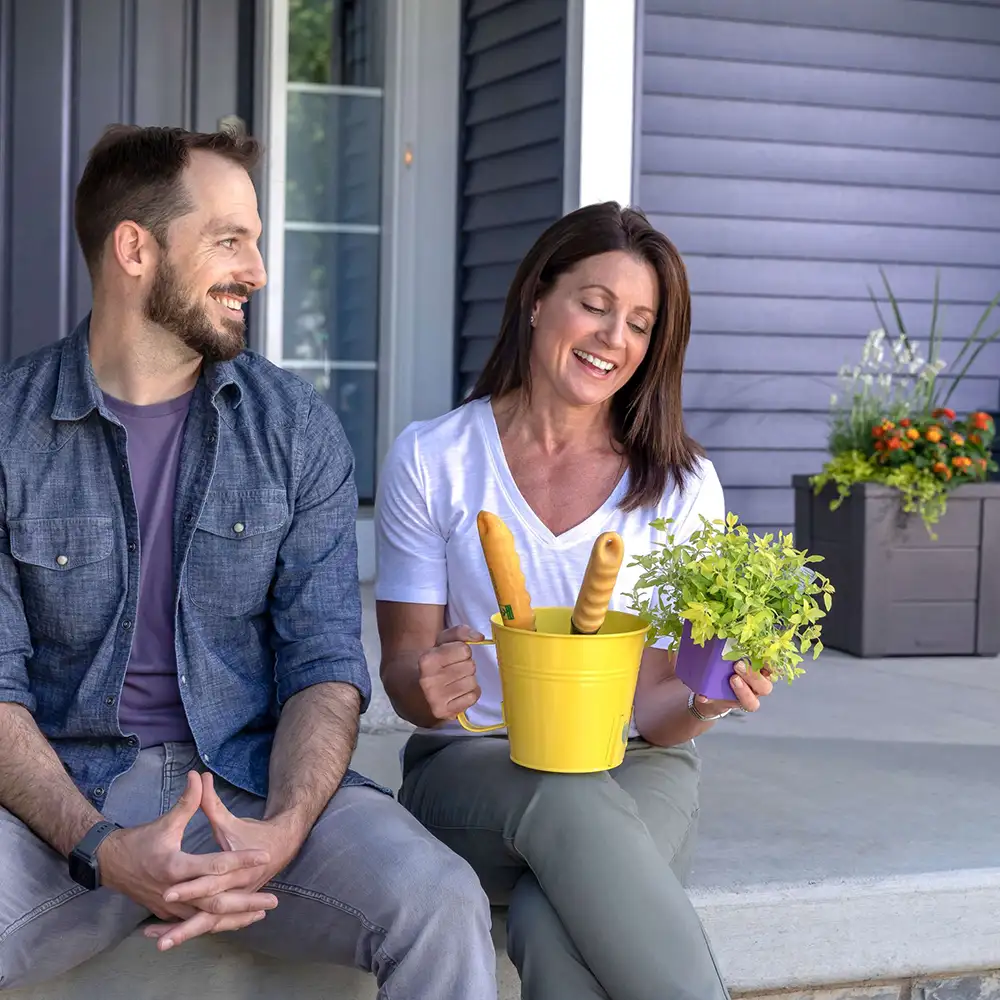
[453,0,569,401]
[636,0,1000,534]
[0,0,253,365]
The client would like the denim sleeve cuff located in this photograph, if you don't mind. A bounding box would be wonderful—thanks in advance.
[0,687,36,713]
[275,635,373,713]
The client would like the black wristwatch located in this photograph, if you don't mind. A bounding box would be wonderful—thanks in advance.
[69,820,122,890]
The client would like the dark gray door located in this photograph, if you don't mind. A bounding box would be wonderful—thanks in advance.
[0,0,254,364]
[636,0,1000,534]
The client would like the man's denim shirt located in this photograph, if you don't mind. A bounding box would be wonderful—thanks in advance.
[0,318,383,807]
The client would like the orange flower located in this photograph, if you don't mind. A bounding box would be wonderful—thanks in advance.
[952,455,973,468]
[971,412,993,431]
[932,408,956,421]
[899,418,911,427]
[883,421,895,431]
[906,428,920,440]
[951,433,965,446]
[871,425,884,438]
[979,458,988,470]
[901,441,912,451]
[933,461,948,474]
[874,440,886,451]
[887,437,902,450]
[970,433,982,445]
[925,428,942,443]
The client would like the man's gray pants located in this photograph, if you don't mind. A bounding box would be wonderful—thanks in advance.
[0,742,497,997]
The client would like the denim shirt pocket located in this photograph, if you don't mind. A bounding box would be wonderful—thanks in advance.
[8,516,118,644]
[185,489,289,617]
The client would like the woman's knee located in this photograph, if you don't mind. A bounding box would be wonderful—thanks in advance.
[524,771,634,828]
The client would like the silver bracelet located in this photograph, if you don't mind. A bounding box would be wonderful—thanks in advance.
[687,690,732,722]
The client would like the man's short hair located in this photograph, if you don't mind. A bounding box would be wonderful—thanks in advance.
[74,124,263,277]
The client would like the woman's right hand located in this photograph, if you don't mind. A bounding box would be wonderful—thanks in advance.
[417,626,485,721]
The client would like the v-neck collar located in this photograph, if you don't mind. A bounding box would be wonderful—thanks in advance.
[475,397,628,548]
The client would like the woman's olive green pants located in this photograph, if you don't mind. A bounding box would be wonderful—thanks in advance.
[399,734,730,1000]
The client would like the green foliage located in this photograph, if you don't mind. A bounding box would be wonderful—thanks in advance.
[627,513,835,686]
[820,268,1000,534]
[813,410,996,536]
[810,452,949,536]
[288,0,335,84]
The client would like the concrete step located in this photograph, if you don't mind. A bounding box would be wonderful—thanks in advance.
[10,868,1000,999]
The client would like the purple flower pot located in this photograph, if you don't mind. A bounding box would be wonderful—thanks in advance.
[674,620,738,701]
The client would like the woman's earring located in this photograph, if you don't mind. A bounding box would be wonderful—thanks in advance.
[529,313,537,327]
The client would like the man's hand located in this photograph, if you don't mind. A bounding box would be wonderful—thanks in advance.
[417,625,484,722]
[146,772,303,951]
[99,770,279,945]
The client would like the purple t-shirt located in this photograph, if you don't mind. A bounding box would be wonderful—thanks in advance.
[104,390,194,748]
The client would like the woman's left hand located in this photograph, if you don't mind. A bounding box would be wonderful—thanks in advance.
[695,661,773,716]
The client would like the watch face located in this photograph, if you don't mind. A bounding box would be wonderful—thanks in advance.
[69,850,99,891]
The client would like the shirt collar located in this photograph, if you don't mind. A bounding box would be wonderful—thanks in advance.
[51,313,242,422]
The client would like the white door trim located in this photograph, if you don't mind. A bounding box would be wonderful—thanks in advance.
[563,0,638,211]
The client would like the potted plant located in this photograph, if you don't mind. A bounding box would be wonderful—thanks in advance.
[627,513,835,698]
[793,271,1000,657]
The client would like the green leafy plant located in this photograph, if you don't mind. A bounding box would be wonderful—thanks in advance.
[627,513,835,685]
[814,269,1000,533]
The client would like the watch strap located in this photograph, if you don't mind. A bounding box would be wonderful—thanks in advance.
[74,820,121,859]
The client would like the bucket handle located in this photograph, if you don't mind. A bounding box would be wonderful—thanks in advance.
[456,637,503,732]
[457,706,505,733]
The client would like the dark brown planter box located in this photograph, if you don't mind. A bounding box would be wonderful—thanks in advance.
[792,476,1000,658]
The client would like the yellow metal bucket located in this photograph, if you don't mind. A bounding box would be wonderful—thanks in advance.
[457,606,649,773]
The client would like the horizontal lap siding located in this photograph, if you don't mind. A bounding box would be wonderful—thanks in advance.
[0,0,249,364]
[455,0,567,401]
[638,0,1000,533]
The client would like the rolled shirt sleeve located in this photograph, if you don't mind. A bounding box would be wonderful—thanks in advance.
[268,389,372,711]
[0,515,36,712]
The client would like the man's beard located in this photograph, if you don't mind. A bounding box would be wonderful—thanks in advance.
[144,257,249,364]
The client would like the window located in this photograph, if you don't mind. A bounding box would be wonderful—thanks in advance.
[270,0,387,503]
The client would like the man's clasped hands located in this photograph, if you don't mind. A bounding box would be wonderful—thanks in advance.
[97,770,299,951]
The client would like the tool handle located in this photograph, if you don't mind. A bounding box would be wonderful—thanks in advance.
[477,511,536,631]
[571,532,624,634]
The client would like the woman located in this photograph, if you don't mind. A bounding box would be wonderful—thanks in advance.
[373,202,773,1000]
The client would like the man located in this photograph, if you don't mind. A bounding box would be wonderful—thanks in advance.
[0,124,496,997]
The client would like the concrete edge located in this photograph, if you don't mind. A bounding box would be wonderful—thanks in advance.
[690,868,1000,993]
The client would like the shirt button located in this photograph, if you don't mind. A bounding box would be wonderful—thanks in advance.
[94,787,105,798]
[185,513,194,524]
[180,675,187,685]
[203,754,211,763]
[233,522,245,534]
[56,555,68,567]
[127,735,138,747]
[121,619,132,631]
[105,695,115,706]
[128,541,137,552]
[206,433,216,444]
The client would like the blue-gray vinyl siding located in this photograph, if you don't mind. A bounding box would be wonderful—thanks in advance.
[0,0,253,365]
[454,0,567,400]
[637,0,1000,534]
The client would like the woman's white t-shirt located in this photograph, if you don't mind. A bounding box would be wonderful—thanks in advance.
[373,397,726,737]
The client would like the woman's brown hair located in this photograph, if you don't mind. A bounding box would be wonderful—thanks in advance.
[468,201,703,511]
